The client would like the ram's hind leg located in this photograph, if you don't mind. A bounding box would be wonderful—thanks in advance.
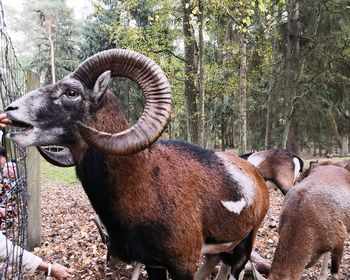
[145,266,168,280]
[220,230,254,280]
[131,263,143,280]
[167,259,198,280]
[168,266,195,280]
[215,263,231,280]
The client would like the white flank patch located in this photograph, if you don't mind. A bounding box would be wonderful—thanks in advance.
[200,242,235,255]
[216,152,255,207]
[246,153,265,167]
[293,157,301,183]
[221,198,247,214]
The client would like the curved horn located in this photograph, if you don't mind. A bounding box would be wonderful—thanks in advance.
[37,146,75,167]
[72,49,172,155]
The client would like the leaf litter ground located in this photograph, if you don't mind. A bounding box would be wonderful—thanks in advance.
[26,183,349,279]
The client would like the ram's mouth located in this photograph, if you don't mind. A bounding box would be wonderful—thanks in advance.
[9,119,34,134]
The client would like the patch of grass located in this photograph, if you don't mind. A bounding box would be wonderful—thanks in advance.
[40,157,78,186]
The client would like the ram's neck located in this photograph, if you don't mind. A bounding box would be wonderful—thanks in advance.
[93,92,130,134]
[69,92,130,163]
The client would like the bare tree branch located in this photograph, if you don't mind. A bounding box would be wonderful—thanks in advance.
[149,49,186,62]
[298,57,344,84]
[334,102,350,119]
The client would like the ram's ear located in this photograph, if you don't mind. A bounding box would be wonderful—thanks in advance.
[92,70,111,103]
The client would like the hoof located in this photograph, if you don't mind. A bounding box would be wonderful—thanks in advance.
[268,222,277,228]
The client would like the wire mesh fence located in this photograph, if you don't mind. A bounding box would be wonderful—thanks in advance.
[0,0,28,279]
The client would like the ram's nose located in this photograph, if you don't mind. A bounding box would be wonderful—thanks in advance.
[5,105,19,112]
[4,105,18,124]
[4,99,22,120]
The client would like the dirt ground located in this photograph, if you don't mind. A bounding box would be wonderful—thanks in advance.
[26,183,350,280]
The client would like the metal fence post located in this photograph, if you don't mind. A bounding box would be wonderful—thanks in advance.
[26,70,41,250]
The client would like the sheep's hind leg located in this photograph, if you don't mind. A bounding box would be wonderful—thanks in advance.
[267,209,277,228]
[318,252,330,280]
[250,249,271,276]
[329,227,346,280]
[330,246,344,280]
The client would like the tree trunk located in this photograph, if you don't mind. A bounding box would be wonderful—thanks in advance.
[221,116,226,151]
[328,109,341,148]
[265,36,278,150]
[125,81,130,120]
[48,21,56,84]
[265,5,281,150]
[182,0,199,144]
[286,116,299,154]
[341,133,349,157]
[341,110,350,156]
[282,0,300,154]
[265,90,274,150]
[198,0,206,147]
[325,130,333,157]
[239,35,247,154]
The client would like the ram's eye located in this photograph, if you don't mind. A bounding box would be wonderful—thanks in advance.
[65,89,79,99]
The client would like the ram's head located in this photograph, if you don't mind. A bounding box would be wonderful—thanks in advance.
[5,49,172,157]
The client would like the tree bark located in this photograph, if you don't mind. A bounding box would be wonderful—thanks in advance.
[341,110,350,156]
[239,35,247,154]
[265,88,274,150]
[286,116,299,154]
[47,20,56,84]
[182,0,199,144]
[341,133,349,157]
[265,5,282,150]
[125,81,130,120]
[198,0,206,147]
[265,36,278,150]
[282,0,300,154]
[220,94,226,151]
[221,116,226,151]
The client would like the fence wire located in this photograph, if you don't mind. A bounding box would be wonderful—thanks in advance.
[0,1,28,279]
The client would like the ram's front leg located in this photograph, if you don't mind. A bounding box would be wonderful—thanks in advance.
[194,255,220,280]
[130,263,143,280]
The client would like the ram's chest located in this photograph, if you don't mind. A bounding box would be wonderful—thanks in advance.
[76,148,172,263]
[76,148,114,209]
[106,219,172,263]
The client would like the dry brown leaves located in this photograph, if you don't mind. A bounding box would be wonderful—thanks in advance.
[25,184,349,279]
[26,183,147,280]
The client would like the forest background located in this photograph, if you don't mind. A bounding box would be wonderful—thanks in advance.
[3,0,350,156]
